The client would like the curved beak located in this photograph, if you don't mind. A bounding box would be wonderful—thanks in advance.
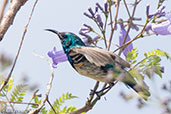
[45,29,62,39]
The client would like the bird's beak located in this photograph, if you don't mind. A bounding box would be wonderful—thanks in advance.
[45,29,62,39]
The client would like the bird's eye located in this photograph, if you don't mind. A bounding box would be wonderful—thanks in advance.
[63,35,68,38]
[65,40,71,47]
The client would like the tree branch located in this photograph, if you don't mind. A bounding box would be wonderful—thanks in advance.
[0,100,39,106]
[107,0,120,51]
[70,81,118,114]
[0,0,27,41]
[118,0,138,56]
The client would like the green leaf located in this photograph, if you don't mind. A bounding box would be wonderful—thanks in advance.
[154,66,162,78]
[66,106,77,113]
[126,48,138,64]
[129,68,144,80]
[7,84,13,92]
[144,52,147,57]
[10,84,27,102]
[48,92,77,113]
[40,107,48,114]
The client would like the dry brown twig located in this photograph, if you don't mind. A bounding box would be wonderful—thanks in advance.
[118,0,138,56]
[29,53,55,114]
[0,100,39,106]
[47,99,57,114]
[0,0,38,92]
[0,0,27,41]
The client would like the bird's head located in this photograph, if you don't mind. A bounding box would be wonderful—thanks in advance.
[45,29,85,53]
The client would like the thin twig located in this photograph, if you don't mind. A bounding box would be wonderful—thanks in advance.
[0,0,27,41]
[102,15,108,48]
[113,18,149,53]
[70,81,118,114]
[29,53,54,114]
[47,99,57,114]
[0,0,8,23]
[87,81,99,103]
[123,0,131,18]
[0,0,37,92]
[118,0,138,56]
[24,89,39,112]
[1,91,16,114]
[0,100,39,106]
[107,0,120,51]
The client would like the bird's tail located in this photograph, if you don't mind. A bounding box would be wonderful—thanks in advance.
[118,71,151,101]
[127,81,151,101]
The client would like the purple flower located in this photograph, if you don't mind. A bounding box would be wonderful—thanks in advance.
[88,8,95,17]
[95,13,103,28]
[145,12,171,35]
[83,24,92,30]
[79,24,92,34]
[82,36,100,45]
[146,5,165,18]
[133,17,142,21]
[104,2,108,13]
[47,47,68,68]
[131,23,139,31]
[95,6,98,13]
[96,2,109,14]
[79,31,91,38]
[119,24,133,57]
[83,12,92,19]
[96,3,104,12]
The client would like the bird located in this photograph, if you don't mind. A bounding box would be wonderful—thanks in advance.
[45,29,150,100]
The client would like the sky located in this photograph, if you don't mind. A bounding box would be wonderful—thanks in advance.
[0,0,171,114]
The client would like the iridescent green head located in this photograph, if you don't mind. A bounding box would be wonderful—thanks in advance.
[45,29,85,53]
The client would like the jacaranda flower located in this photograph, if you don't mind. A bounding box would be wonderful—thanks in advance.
[146,5,165,18]
[47,47,68,68]
[95,13,103,28]
[82,36,100,45]
[119,23,133,57]
[146,12,171,35]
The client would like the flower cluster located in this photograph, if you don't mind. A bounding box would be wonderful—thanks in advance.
[146,5,165,18]
[145,5,171,35]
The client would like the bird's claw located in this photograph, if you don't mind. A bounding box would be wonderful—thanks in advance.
[90,89,101,100]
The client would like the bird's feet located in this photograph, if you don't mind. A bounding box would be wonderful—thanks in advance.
[89,82,114,100]
[90,89,101,100]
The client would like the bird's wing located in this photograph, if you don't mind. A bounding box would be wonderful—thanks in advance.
[68,46,130,68]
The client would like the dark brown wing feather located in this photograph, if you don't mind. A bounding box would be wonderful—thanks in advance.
[68,47,130,68]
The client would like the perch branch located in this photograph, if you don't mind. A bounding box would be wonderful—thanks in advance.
[70,81,118,114]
